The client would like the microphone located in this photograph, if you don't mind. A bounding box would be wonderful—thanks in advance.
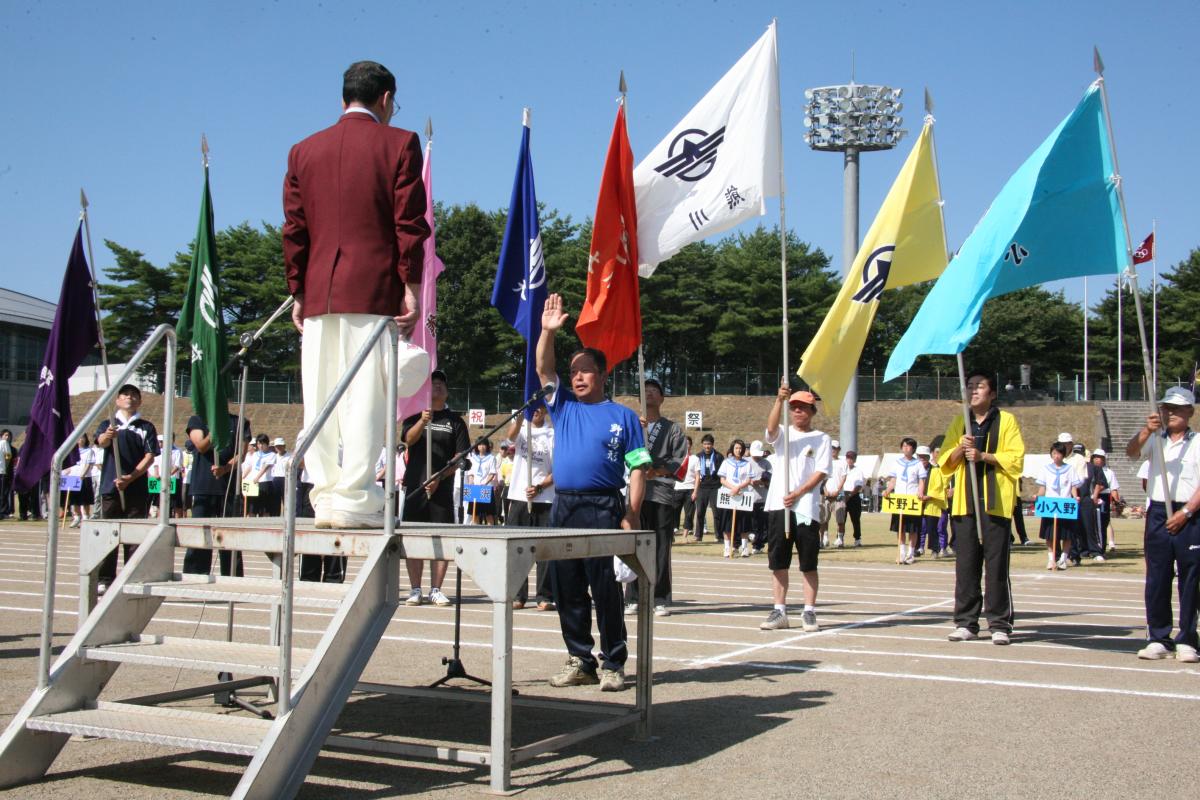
[534,383,555,401]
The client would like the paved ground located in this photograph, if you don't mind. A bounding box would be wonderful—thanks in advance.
[0,517,1194,799]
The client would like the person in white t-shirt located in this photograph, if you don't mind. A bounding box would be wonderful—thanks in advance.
[673,437,698,539]
[1036,442,1082,570]
[884,437,928,564]
[717,439,761,558]
[242,434,278,517]
[506,407,556,609]
[749,440,772,554]
[760,381,832,633]
[818,440,845,548]
[835,450,866,547]
[65,434,97,527]
[465,440,499,525]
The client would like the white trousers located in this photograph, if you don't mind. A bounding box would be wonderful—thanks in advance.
[301,313,388,515]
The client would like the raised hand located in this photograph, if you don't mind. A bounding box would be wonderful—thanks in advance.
[542,293,569,332]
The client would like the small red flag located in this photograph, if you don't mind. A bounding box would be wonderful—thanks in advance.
[1132,232,1154,264]
[576,102,641,372]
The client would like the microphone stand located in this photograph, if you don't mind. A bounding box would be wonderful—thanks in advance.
[212,295,293,711]
[421,385,551,691]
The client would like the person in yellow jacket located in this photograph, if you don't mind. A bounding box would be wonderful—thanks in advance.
[937,371,1025,645]
[920,446,949,557]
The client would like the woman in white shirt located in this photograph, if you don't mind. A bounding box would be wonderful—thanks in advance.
[884,437,928,564]
[466,439,498,525]
[718,439,760,558]
[1036,441,1082,570]
[65,434,97,527]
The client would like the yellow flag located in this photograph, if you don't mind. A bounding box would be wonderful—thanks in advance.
[798,120,948,415]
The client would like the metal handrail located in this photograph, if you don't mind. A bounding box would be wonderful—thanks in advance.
[39,324,176,689]
[278,318,399,714]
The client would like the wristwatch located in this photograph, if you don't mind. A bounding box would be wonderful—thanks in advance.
[1184,507,1194,519]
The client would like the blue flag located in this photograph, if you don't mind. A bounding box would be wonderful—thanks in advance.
[14,225,101,492]
[491,119,546,416]
[884,85,1126,381]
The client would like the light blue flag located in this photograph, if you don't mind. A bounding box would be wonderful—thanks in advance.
[884,84,1127,381]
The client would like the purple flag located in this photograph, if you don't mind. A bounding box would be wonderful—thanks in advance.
[14,225,101,492]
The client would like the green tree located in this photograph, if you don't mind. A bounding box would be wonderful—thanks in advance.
[1154,248,1200,383]
[98,240,185,389]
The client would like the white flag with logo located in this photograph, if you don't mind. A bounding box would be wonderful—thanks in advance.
[634,22,782,276]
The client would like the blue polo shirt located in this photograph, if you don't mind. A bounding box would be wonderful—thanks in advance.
[546,379,645,492]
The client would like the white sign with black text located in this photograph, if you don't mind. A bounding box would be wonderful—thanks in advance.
[716,488,755,511]
[685,410,703,429]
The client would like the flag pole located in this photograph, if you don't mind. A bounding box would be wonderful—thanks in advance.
[1094,47,1174,514]
[927,87,986,546]
[772,19,791,537]
[79,189,111,388]
[1083,276,1089,400]
[1117,270,1123,400]
[424,117,435,494]
[1151,218,1157,390]
[619,70,648,421]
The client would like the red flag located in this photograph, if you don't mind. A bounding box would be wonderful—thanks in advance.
[576,102,641,371]
[1132,232,1154,264]
[674,440,691,481]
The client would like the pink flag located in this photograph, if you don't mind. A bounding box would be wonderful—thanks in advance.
[396,139,445,421]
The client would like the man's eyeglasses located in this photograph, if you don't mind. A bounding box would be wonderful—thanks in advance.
[391,97,401,117]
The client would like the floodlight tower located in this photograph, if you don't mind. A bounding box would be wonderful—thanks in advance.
[804,82,906,452]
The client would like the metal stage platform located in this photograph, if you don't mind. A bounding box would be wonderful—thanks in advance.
[0,517,657,797]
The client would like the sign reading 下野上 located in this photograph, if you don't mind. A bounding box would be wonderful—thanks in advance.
[468,408,486,427]
[882,493,922,514]
[59,475,83,492]
[1034,496,1079,519]
[463,484,493,503]
[716,488,755,511]
[685,411,703,429]
[147,477,177,494]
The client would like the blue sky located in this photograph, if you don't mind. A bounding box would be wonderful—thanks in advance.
[2,0,1197,311]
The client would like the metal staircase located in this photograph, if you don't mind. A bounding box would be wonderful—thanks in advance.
[0,319,407,798]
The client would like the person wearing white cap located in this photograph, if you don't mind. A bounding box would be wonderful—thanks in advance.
[272,437,292,516]
[1090,449,1120,555]
[1126,386,1200,662]
[1076,446,1111,563]
[818,440,844,549]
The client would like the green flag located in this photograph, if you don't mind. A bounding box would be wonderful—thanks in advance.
[177,166,231,451]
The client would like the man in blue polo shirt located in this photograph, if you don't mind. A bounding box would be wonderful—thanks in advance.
[536,293,649,692]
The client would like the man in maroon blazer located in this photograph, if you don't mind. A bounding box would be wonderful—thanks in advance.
[283,60,430,528]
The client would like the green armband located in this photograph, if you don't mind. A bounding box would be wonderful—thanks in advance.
[625,447,652,470]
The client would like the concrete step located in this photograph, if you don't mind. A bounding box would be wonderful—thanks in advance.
[81,635,310,677]
[26,701,271,756]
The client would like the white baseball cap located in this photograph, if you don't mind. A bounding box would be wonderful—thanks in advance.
[1159,386,1196,406]
[915,445,931,457]
[1092,448,1107,458]
[397,341,433,400]
[749,440,765,457]
[1056,432,1073,443]
[831,439,841,449]
[272,437,286,446]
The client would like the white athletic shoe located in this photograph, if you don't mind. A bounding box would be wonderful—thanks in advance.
[947,627,978,642]
[405,588,423,606]
[1092,555,1106,563]
[429,588,452,607]
[654,604,671,618]
[740,543,751,558]
[723,545,732,559]
[624,602,638,615]
[1047,553,1056,570]
[821,533,829,548]
[1137,642,1171,660]
[1057,554,1069,570]
[1176,644,1200,663]
[991,631,1011,646]
[835,536,844,549]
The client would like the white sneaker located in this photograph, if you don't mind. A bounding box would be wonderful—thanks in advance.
[624,602,638,615]
[69,515,81,528]
[740,543,750,558]
[405,588,423,606]
[1092,555,1106,563]
[654,604,671,617]
[991,631,1011,646]
[723,545,732,559]
[1047,553,1055,570]
[429,588,452,607]
[903,555,915,565]
[1057,554,1069,570]
[821,533,829,548]
[1137,642,1171,660]
[1177,644,1200,663]
[947,627,978,642]
[834,536,844,549]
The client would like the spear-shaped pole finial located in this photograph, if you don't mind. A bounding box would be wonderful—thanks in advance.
[1093,46,1105,77]
[619,70,627,95]
[924,87,934,115]
[522,106,531,128]
[201,133,209,168]
[425,116,432,140]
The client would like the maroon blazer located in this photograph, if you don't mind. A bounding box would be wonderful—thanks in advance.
[283,112,430,319]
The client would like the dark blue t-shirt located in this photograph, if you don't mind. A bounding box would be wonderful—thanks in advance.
[546,380,645,492]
